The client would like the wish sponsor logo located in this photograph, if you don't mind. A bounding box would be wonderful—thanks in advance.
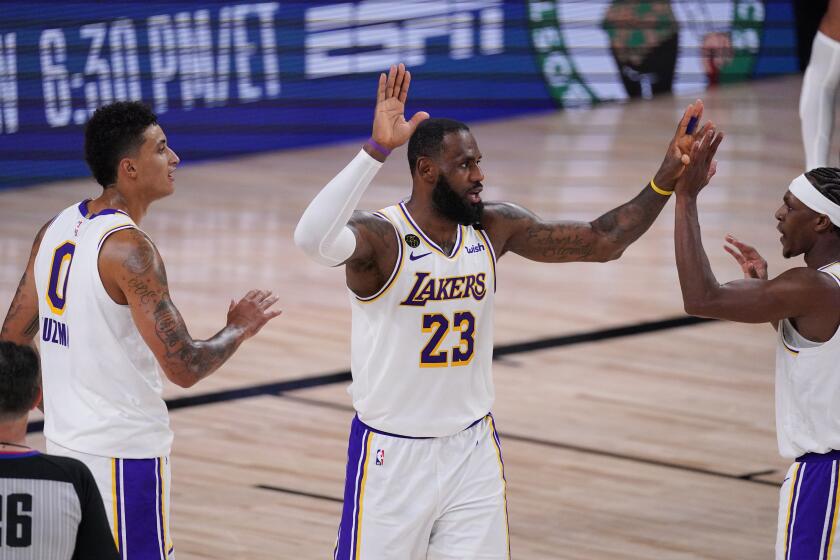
[465,242,485,254]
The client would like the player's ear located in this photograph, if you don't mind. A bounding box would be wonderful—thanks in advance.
[416,156,436,184]
[119,157,137,179]
[815,213,834,233]
[30,387,42,412]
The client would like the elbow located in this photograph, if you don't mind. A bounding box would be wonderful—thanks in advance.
[162,368,198,389]
[175,376,198,389]
[683,300,700,317]
[293,222,318,257]
[683,297,711,318]
[294,222,339,266]
[593,245,625,263]
[682,284,724,318]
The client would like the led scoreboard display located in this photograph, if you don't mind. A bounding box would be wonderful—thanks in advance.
[0,1,797,189]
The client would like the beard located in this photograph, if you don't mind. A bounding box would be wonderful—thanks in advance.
[431,175,484,226]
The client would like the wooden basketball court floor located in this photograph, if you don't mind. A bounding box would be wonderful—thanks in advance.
[0,74,819,558]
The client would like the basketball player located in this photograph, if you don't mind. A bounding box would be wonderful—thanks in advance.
[0,101,281,559]
[801,0,840,169]
[672,130,840,557]
[294,63,709,559]
[0,341,118,559]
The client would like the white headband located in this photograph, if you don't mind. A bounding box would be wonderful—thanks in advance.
[788,174,840,227]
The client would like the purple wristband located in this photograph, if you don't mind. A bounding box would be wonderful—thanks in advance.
[366,138,392,157]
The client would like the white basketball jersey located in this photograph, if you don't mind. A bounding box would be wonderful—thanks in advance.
[33,200,173,458]
[775,261,840,458]
[349,202,496,437]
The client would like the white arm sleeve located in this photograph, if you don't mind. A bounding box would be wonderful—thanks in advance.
[801,31,840,170]
[294,149,384,266]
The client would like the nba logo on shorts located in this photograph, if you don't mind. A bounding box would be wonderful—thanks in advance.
[375,449,384,466]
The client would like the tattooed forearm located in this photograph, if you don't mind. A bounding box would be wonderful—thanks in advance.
[1,267,39,343]
[152,297,242,386]
[23,316,39,337]
[487,188,668,263]
[524,223,594,259]
[590,187,668,254]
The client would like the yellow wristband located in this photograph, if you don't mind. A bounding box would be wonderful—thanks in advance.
[649,178,673,196]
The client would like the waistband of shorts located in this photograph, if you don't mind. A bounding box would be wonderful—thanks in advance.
[354,414,488,439]
[796,449,840,462]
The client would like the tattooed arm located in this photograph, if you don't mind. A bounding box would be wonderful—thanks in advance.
[481,99,714,263]
[344,211,400,298]
[1,220,53,347]
[481,187,671,263]
[98,229,281,388]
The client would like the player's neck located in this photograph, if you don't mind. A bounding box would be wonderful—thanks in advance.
[88,187,150,225]
[0,416,30,449]
[404,198,460,250]
[804,238,840,269]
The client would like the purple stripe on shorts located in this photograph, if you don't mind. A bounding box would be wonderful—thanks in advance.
[122,458,164,560]
[787,460,835,559]
[335,416,369,560]
[823,462,839,559]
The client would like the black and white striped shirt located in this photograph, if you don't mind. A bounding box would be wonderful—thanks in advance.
[0,449,118,560]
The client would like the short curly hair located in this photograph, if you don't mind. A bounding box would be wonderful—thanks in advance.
[407,118,470,176]
[805,167,840,238]
[84,101,157,188]
[0,342,40,420]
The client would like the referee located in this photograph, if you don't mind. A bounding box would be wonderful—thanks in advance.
[0,341,118,559]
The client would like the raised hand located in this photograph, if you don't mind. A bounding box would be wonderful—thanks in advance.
[653,99,714,191]
[227,289,282,338]
[724,234,768,279]
[371,63,430,151]
[674,126,724,198]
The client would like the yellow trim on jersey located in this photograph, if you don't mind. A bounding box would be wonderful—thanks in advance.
[398,203,464,259]
[783,463,801,556]
[782,337,800,356]
[46,241,76,316]
[97,223,135,250]
[356,211,405,304]
[111,458,119,551]
[355,432,373,559]
[827,462,840,558]
[159,456,173,551]
[476,229,497,291]
[487,416,511,560]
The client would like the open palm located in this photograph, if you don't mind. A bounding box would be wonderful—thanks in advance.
[371,63,429,150]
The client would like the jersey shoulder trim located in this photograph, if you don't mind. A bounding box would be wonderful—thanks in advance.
[818,261,840,288]
[97,224,137,251]
[475,228,497,292]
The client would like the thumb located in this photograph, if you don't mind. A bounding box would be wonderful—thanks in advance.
[407,111,430,131]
